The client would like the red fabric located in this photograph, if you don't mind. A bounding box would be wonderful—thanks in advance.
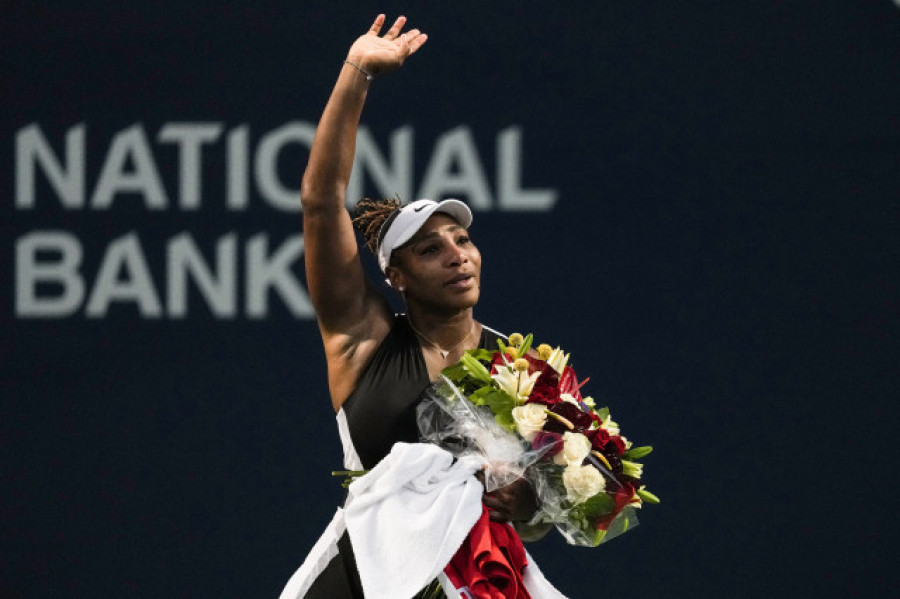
[443,505,532,599]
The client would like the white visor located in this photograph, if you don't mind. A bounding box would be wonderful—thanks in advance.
[376,198,473,272]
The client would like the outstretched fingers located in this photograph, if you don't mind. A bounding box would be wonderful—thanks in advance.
[402,30,428,56]
[353,14,427,74]
[382,15,407,40]
[368,13,386,35]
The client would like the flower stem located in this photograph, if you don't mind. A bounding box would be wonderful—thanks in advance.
[331,470,368,477]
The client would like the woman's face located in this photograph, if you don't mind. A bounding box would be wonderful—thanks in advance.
[389,213,482,311]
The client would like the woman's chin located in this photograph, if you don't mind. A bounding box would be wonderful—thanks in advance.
[450,288,480,310]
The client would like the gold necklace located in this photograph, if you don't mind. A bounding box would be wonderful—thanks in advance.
[408,318,476,359]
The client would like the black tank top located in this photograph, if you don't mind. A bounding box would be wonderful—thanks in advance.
[341,314,503,469]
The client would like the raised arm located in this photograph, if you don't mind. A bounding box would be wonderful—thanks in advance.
[301,15,427,404]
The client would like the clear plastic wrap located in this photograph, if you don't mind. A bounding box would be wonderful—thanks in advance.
[417,375,548,492]
[417,343,657,546]
[416,376,637,546]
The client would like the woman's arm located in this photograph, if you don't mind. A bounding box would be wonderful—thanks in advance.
[302,14,426,333]
[301,15,427,405]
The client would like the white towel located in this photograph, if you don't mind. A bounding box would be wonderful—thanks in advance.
[344,442,485,599]
[280,441,568,598]
[278,507,347,599]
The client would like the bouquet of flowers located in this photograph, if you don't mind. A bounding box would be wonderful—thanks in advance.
[417,333,658,547]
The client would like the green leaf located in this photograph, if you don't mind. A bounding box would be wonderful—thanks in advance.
[460,353,492,384]
[442,349,496,385]
[623,445,653,460]
[459,388,516,431]
[466,348,496,362]
[440,361,469,382]
[637,488,660,504]
[518,333,533,359]
[495,413,517,432]
[570,492,616,520]
[595,407,610,421]
[483,389,516,414]
[469,385,499,405]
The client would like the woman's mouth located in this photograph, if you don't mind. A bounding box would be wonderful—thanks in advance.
[446,274,475,290]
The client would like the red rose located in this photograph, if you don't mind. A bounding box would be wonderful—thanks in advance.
[531,431,563,457]
[609,435,626,454]
[587,427,610,451]
[527,376,561,406]
[533,363,560,387]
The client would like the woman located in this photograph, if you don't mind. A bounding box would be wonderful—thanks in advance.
[282,15,543,598]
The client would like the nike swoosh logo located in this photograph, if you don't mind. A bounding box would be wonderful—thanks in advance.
[414,204,428,212]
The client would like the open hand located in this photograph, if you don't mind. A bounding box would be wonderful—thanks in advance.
[346,14,428,77]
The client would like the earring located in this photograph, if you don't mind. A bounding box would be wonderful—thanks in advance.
[398,286,405,292]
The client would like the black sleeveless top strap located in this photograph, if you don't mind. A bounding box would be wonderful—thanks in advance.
[341,314,504,469]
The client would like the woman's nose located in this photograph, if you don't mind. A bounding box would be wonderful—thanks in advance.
[446,244,467,266]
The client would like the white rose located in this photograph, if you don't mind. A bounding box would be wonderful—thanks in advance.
[553,431,592,466]
[562,464,606,504]
[511,403,547,442]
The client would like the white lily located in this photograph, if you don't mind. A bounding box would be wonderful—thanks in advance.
[545,346,570,373]
[492,365,541,402]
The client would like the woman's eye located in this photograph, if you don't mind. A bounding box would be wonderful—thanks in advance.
[457,236,470,245]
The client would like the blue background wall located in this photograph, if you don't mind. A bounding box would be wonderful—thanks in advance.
[2,2,898,597]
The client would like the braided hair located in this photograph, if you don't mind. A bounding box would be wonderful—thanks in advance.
[352,196,403,256]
